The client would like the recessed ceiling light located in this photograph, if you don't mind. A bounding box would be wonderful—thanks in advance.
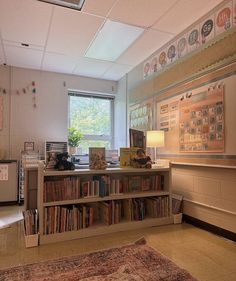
[85,20,144,62]
[37,0,85,11]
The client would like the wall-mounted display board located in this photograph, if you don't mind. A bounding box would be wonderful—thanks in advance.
[129,98,154,131]
[179,86,224,152]
[156,82,226,154]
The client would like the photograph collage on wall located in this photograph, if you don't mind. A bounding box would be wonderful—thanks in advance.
[129,98,153,131]
[143,0,234,79]
[179,85,224,152]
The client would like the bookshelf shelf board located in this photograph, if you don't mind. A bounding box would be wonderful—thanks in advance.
[43,191,170,207]
[40,216,173,245]
[43,167,170,177]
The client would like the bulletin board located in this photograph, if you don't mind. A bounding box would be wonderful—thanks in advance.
[156,83,225,153]
[179,85,224,152]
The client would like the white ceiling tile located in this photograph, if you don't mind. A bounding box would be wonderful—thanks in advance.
[42,52,78,73]
[0,0,53,46]
[0,42,5,64]
[153,0,224,34]
[5,45,43,70]
[82,0,116,17]
[118,29,174,66]
[109,0,178,28]
[102,63,133,81]
[46,6,104,57]
[73,58,113,78]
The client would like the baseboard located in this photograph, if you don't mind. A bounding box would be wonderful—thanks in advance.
[183,214,236,242]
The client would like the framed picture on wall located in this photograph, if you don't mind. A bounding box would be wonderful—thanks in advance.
[24,142,34,152]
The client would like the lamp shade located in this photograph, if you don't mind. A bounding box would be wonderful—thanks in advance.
[146,130,165,147]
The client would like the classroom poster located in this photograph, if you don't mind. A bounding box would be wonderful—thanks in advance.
[179,85,224,152]
[129,98,153,131]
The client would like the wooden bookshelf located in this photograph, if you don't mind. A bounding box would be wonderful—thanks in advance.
[37,161,173,245]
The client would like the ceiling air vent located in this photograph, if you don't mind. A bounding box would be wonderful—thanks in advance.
[37,0,85,11]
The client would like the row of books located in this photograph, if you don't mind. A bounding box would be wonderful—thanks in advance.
[43,196,169,234]
[23,209,38,235]
[43,174,165,202]
[99,196,169,223]
[44,205,93,235]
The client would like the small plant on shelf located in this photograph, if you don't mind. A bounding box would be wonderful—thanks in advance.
[68,127,83,154]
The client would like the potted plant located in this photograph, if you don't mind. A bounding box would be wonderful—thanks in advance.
[68,127,83,155]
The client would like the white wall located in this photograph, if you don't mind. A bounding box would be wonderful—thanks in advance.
[114,75,128,150]
[0,66,120,159]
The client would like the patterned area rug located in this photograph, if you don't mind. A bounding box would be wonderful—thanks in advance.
[0,238,197,281]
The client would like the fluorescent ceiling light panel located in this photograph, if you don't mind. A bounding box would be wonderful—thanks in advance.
[85,20,144,62]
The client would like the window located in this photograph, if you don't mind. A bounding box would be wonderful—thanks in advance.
[68,92,114,154]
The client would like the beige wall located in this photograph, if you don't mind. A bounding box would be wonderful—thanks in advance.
[172,164,236,233]
[0,66,119,159]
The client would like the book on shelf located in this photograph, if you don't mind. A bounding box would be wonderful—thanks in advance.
[89,147,107,169]
[23,209,38,236]
[44,204,94,234]
[145,196,169,218]
[119,147,139,167]
[129,176,141,192]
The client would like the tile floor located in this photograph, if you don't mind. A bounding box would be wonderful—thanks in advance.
[0,205,235,281]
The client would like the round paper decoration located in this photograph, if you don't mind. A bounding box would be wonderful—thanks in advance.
[167,45,176,61]
[143,62,150,76]
[177,38,187,55]
[151,57,158,72]
[217,8,231,27]
[201,19,213,37]
[159,51,167,67]
[188,29,199,45]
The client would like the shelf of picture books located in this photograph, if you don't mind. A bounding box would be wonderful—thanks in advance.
[23,209,39,248]
[37,161,173,245]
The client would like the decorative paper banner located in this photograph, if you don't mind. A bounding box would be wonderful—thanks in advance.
[0,96,3,130]
[215,2,233,36]
[143,0,234,80]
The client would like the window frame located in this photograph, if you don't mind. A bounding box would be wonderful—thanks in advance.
[68,91,115,150]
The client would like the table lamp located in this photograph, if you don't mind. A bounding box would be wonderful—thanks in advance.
[146,130,165,164]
